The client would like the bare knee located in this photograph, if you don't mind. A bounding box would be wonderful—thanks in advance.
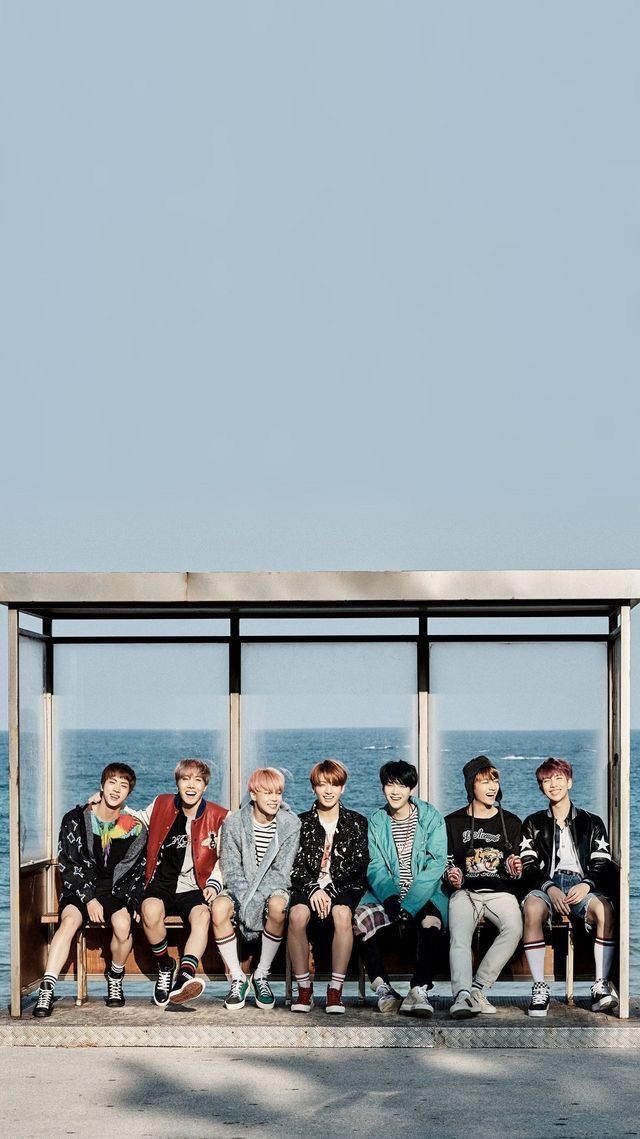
[210,896,234,927]
[267,895,288,925]
[111,912,132,943]
[331,905,353,932]
[288,905,311,931]
[421,915,442,931]
[189,904,211,932]
[141,898,165,926]
[523,897,547,929]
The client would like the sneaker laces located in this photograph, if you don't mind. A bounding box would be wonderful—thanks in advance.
[35,987,53,1009]
[531,981,549,1001]
[229,978,244,998]
[107,973,123,999]
[254,975,271,997]
[156,965,173,995]
[591,978,608,997]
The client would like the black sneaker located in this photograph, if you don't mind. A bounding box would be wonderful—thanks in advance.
[169,970,206,1005]
[32,985,54,1018]
[223,976,251,1009]
[153,959,176,1007]
[105,970,125,1008]
[526,981,550,1018]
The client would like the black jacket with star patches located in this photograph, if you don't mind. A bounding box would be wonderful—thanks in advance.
[290,802,369,900]
[519,803,616,895]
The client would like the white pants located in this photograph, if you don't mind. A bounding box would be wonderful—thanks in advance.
[449,889,523,996]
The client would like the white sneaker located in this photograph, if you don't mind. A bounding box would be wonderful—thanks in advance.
[469,988,498,1015]
[449,990,477,1019]
[374,982,402,1015]
[399,984,434,1018]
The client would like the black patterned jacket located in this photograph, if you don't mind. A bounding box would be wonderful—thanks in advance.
[57,804,147,909]
[290,802,369,900]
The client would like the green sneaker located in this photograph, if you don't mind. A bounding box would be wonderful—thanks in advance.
[223,976,251,1009]
[252,974,275,1010]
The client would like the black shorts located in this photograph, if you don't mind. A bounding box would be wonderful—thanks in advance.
[59,893,131,925]
[142,884,207,922]
[289,888,363,920]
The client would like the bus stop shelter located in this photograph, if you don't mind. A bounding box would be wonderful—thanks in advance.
[0,570,635,1021]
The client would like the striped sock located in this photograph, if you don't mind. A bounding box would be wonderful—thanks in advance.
[255,929,283,979]
[180,954,198,977]
[472,981,484,992]
[594,937,616,980]
[215,932,245,982]
[329,971,345,992]
[524,941,546,984]
[151,937,169,960]
[295,971,311,988]
[42,972,58,991]
[109,962,125,977]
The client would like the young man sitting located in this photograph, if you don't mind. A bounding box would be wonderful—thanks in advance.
[33,763,146,1017]
[354,760,448,1017]
[137,759,228,1007]
[445,755,523,1018]
[288,759,368,1014]
[210,767,301,1009]
[520,757,618,1018]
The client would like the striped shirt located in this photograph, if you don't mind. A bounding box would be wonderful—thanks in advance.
[391,806,417,897]
[253,818,277,866]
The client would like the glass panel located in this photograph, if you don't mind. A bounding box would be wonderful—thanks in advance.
[241,642,417,815]
[429,642,608,820]
[428,616,610,635]
[18,613,43,633]
[53,619,229,637]
[241,618,419,636]
[19,635,47,863]
[53,644,229,825]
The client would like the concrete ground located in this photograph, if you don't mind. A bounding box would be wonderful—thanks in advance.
[2,1047,639,1139]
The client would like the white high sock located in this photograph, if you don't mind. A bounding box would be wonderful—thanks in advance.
[216,933,245,982]
[255,929,283,978]
[594,937,615,981]
[524,941,546,984]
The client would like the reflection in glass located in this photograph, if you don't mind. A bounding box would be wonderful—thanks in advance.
[241,643,417,816]
[19,637,47,863]
[53,644,230,824]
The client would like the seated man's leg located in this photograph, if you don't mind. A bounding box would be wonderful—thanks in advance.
[141,893,175,1006]
[584,895,618,1012]
[400,905,442,1018]
[211,893,250,1009]
[288,901,315,1011]
[448,889,480,1018]
[354,908,401,1013]
[33,903,84,1018]
[522,892,551,1017]
[470,892,522,1013]
[105,903,132,1008]
[251,893,288,1010]
[169,894,210,1005]
[325,903,353,1014]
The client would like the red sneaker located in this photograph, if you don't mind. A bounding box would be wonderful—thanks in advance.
[291,985,314,1013]
[325,985,346,1014]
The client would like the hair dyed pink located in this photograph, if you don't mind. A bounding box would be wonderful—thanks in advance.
[535,757,573,789]
[248,767,285,794]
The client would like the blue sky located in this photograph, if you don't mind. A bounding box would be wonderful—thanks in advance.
[1,2,639,727]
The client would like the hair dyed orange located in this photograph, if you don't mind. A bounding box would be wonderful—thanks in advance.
[248,767,285,794]
[309,758,348,787]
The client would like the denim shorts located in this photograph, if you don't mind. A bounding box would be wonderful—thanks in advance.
[523,870,610,931]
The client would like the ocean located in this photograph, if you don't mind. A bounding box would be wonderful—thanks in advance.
[1,727,638,1005]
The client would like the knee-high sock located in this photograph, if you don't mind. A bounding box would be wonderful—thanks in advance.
[524,941,546,984]
[594,937,615,981]
[215,932,245,982]
[255,929,283,978]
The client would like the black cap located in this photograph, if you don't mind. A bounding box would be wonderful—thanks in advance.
[463,755,502,803]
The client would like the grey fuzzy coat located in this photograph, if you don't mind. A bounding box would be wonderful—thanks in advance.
[220,801,301,940]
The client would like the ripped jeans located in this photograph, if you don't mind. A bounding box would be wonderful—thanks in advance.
[448,889,522,996]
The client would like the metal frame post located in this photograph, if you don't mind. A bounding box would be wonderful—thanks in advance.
[8,609,21,1017]
[417,616,429,799]
[229,615,241,810]
[617,605,631,1019]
